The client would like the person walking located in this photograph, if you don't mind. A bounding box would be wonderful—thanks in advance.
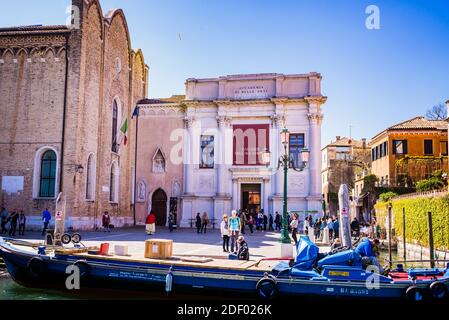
[333,217,340,239]
[263,213,268,232]
[8,209,18,237]
[195,212,202,234]
[247,215,254,234]
[201,212,209,233]
[320,218,326,239]
[327,217,334,240]
[168,212,175,232]
[268,213,274,231]
[255,212,261,231]
[303,216,310,235]
[351,217,360,238]
[314,218,322,240]
[229,210,241,253]
[220,214,230,253]
[239,211,247,234]
[0,207,8,235]
[102,211,111,233]
[290,213,299,245]
[145,211,156,235]
[18,210,26,236]
[41,208,51,236]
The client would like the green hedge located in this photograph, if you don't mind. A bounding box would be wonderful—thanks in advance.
[375,194,449,249]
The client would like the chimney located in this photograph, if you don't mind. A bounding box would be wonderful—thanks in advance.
[362,138,367,149]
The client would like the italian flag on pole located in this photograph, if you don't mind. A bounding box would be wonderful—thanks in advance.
[119,118,128,146]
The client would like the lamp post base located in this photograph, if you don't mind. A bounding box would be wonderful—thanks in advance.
[280,243,293,258]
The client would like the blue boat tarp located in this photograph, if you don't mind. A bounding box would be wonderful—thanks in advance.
[294,236,319,270]
[317,250,362,268]
[290,268,321,278]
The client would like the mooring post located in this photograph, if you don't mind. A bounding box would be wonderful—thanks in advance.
[338,184,352,248]
[402,208,406,261]
[428,212,435,268]
[388,203,393,269]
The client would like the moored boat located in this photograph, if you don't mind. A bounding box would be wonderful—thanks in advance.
[1,236,448,300]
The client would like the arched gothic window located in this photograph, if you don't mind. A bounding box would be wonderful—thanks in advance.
[112,100,118,153]
[39,150,57,198]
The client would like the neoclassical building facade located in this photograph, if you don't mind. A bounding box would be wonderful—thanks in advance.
[136,73,326,227]
[0,0,148,230]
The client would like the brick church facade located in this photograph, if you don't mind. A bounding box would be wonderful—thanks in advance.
[0,0,148,230]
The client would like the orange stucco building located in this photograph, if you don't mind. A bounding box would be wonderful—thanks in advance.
[370,117,448,187]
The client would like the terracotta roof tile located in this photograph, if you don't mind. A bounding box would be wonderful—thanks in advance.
[388,116,447,130]
[325,137,367,148]
[138,95,185,105]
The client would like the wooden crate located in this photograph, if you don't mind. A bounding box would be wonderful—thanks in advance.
[144,239,173,259]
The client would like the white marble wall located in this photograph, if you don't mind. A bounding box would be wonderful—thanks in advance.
[179,73,326,226]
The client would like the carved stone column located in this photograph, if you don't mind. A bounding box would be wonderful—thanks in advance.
[271,114,284,196]
[216,116,231,196]
[307,111,324,197]
[184,116,195,195]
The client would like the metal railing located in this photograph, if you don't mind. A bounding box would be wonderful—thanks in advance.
[393,188,448,200]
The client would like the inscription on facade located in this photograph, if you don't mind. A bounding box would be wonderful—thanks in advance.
[234,86,268,100]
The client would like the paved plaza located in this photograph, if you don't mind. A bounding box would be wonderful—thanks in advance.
[11,227,330,259]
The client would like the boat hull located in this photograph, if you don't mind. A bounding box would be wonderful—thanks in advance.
[1,241,448,300]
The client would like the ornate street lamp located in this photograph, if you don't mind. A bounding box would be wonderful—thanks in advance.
[269,127,310,256]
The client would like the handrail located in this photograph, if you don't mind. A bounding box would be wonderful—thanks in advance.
[393,189,448,200]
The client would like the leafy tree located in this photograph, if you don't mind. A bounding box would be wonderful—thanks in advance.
[416,178,445,192]
[362,174,378,193]
[415,170,446,192]
[378,191,398,202]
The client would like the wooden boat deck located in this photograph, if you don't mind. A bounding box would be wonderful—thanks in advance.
[4,239,283,272]
[69,251,280,272]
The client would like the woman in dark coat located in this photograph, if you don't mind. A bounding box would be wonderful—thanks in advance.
[195,212,202,234]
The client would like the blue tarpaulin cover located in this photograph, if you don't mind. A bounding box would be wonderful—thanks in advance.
[317,250,362,268]
[294,236,319,270]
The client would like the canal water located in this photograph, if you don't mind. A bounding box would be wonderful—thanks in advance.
[0,276,224,300]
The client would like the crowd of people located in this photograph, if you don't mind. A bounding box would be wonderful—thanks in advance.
[0,206,53,237]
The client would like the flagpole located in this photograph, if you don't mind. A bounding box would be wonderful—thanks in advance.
[132,106,139,226]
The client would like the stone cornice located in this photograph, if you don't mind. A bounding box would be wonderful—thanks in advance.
[0,34,68,47]
[138,102,182,108]
[304,95,327,105]
[188,97,316,107]
[138,104,184,117]
[138,95,327,112]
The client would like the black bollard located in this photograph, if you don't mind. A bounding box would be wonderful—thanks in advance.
[388,203,393,269]
[402,208,406,261]
[428,212,435,268]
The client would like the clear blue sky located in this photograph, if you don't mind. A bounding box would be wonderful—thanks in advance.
[1,0,448,145]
